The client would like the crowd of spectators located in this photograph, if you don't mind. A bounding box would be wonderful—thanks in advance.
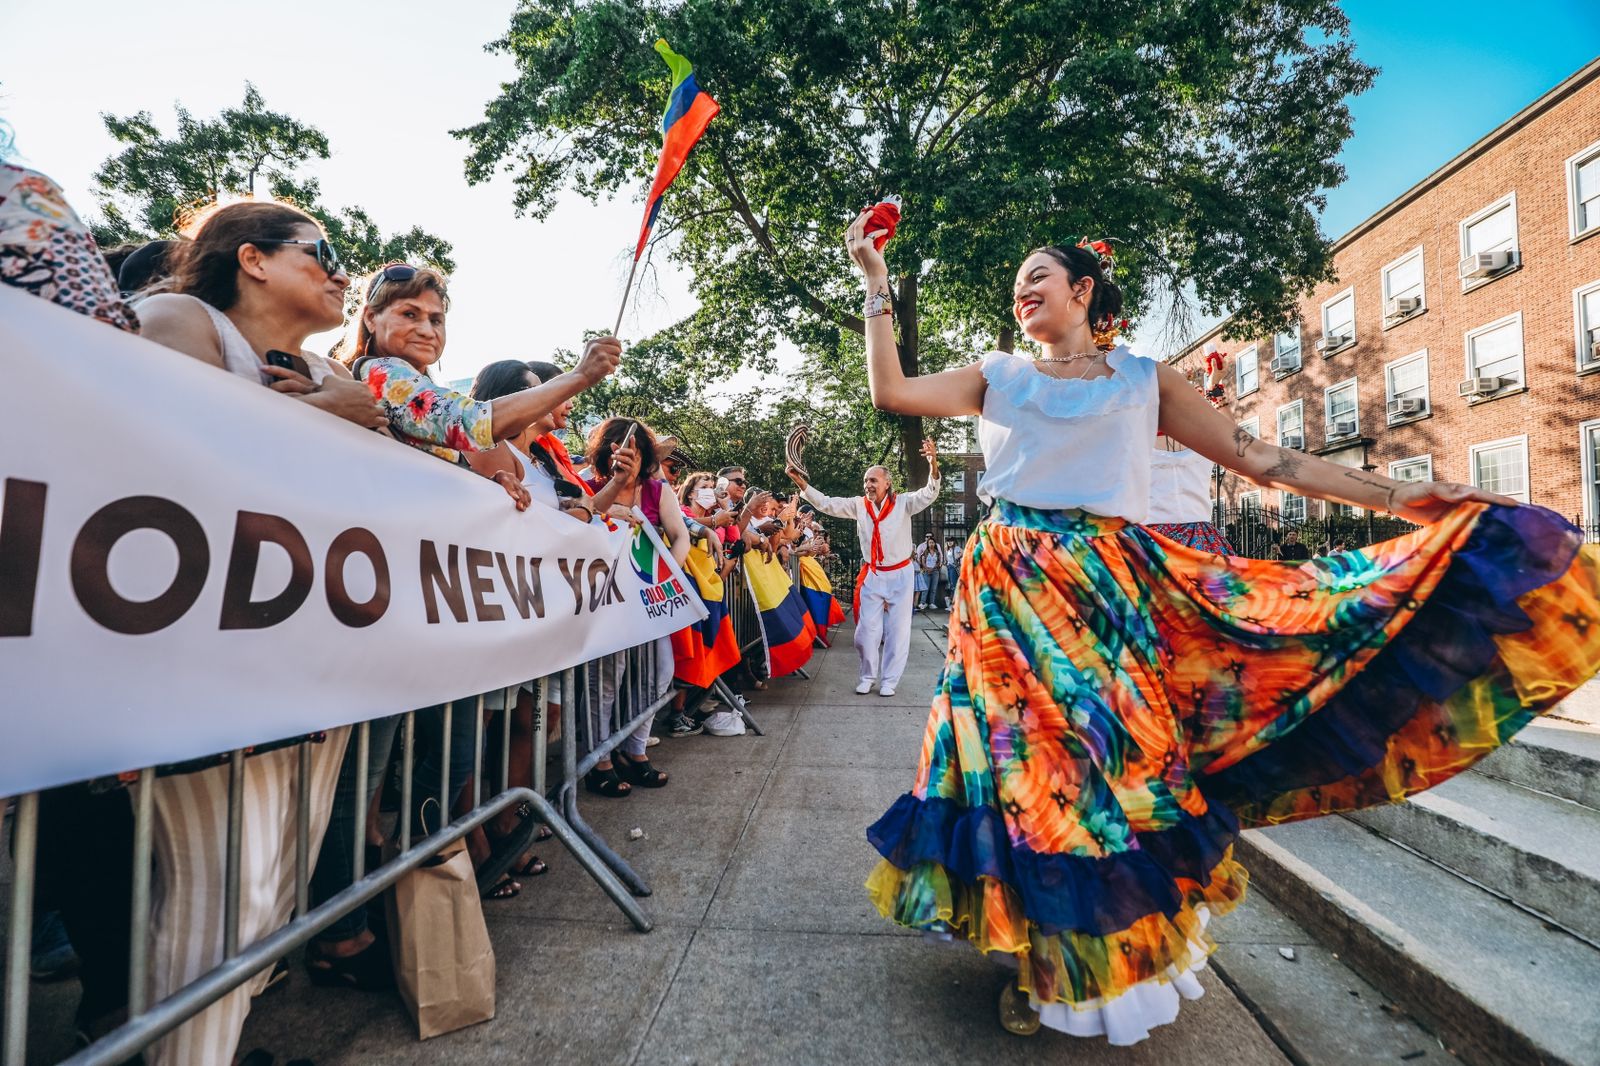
[2,148,844,1065]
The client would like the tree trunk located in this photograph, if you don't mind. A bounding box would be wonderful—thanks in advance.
[998,326,1015,353]
[897,274,928,486]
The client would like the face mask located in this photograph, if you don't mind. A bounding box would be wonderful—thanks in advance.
[695,488,717,508]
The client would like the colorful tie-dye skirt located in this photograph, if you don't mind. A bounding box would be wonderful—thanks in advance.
[1145,520,1234,555]
[866,500,1600,1041]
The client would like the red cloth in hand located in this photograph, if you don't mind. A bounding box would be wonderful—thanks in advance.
[866,199,900,251]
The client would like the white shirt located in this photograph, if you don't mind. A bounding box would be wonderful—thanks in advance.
[1147,444,1216,524]
[975,346,1159,521]
[803,475,941,570]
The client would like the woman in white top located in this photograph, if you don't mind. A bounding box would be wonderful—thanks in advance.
[1146,352,1234,553]
[842,213,1600,1045]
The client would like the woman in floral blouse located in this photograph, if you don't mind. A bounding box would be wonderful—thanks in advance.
[335,263,621,466]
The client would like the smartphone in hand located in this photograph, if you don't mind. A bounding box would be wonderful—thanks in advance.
[265,349,313,379]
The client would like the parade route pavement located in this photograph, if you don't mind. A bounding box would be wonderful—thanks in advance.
[236,611,1295,1065]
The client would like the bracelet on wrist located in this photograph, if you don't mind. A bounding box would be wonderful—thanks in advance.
[864,290,893,319]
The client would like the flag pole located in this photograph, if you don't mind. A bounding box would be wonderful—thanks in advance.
[612,254,641,337]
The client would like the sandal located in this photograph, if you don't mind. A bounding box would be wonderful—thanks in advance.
[614,752,668,788]
[306,938,394,991]
[998,980,1041,1037]
[513,855,548,877]
[481,874,521,901]
[584,766,633,798]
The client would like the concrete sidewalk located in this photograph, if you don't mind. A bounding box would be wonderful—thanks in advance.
[240,614,1293,1065]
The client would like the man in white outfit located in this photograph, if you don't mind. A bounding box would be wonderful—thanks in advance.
[788,441,940,696]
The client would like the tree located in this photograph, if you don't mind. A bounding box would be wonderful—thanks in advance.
[455,0,1374,480]
[91,84,455,276]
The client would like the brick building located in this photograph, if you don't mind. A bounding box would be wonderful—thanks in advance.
[1173,58,1600,527]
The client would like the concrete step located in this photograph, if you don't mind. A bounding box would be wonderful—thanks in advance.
[1211,889,1460,1065]
[1474,721,1600,812]
[1348,770,1600,945]
[1237,817,1600,1066]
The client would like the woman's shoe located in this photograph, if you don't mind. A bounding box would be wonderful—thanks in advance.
[584,766,632,797]
[613,751,668,788]
[305,937,394,991]
[998,980,1041,1036]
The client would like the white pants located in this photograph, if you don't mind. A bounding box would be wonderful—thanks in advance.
[142,728,349,1066]
[855,566,916,687]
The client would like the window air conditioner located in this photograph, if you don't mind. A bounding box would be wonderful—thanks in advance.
[1270,354,1300,375]
[1458,376,1508,397]
[1322,331,1352,352]
[1459,250,1513,279]
[1387,397,1425,417]
[1280,432,1304,450]
[1385,296,1423,319]
[1330,419,1357,439]
[1591,339,1600,363]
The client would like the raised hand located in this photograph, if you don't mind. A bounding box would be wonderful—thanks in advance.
[575,336,623,385]
[844,208,889,278]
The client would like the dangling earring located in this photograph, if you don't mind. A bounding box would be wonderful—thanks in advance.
[1091,315,1129,352]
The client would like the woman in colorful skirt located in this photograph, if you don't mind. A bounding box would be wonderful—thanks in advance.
[842,212,1600,1045]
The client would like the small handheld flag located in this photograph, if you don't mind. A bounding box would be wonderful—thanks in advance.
[613,39,720,335]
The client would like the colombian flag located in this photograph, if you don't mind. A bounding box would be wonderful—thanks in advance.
[799,556,845,632]
[743,552,816,678]
[671,541,741,689]
[634,39,720,260]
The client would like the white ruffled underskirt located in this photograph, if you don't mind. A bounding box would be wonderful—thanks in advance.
[924,908,1212,1046]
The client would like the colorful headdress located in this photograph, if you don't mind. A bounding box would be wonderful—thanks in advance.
[1077,237,1127,351]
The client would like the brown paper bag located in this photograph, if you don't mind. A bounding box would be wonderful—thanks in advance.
[385,829,496,1039]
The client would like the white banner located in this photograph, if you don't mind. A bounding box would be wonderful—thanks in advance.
[0,288,704,795]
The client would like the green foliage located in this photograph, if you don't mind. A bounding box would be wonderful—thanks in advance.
[455,0,1375,474]
[90,84,455,276]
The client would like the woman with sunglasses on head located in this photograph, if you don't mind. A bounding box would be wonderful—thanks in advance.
[335,263,621,478]
[841,211,1600,1045]
[130,200,368,1066]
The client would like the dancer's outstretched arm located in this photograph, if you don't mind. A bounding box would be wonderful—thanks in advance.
[1157,364,1516,524]
[845,209,986,418]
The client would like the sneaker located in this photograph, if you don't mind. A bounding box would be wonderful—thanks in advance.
[703,710,746,737]
[879,684,897,697]
[667,713,703,737]
[646,735,661,748]
[854,679,875,695]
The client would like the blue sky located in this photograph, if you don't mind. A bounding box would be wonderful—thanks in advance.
[2,2,1596,377]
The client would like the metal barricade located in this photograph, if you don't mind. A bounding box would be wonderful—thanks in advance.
[3,639,677,1066]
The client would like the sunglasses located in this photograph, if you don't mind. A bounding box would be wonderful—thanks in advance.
[727,477,747,486]
[250,238,344,278]
[366,262,418,302]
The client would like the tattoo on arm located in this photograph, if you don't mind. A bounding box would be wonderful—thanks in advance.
[1232,426,1255,458]
[1341,470,1398,512]
[1260,448,1305,481]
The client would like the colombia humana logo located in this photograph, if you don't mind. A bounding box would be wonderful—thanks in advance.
[628,526,694,619]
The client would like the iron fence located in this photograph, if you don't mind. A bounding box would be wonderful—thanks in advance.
[1212,505,1419,559]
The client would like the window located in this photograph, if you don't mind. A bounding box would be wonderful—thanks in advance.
[1238,417,1260,439]
[1389,455,1433,483]
[1276,401,1305,449]
[1470,437,1529,504]
[1236,345,1259,395]
[1239,490,1261,512]
[1384,350,1430,423]
[1273,326,1302,375]
[1577,279,1600,372]
[1381,247,1426,323]
[947,469,966,494]
[1280,492,1306,521]
[1460,194,1519,289]
[1320,289,1355,353]
[1464,313,1524,393]
[1568,140,1600,239]
[943,502,966,526]
[1324,378,1359,443]
[1584,421,1600,527]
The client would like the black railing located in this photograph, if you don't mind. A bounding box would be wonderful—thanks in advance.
[1213,505,1419,559]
